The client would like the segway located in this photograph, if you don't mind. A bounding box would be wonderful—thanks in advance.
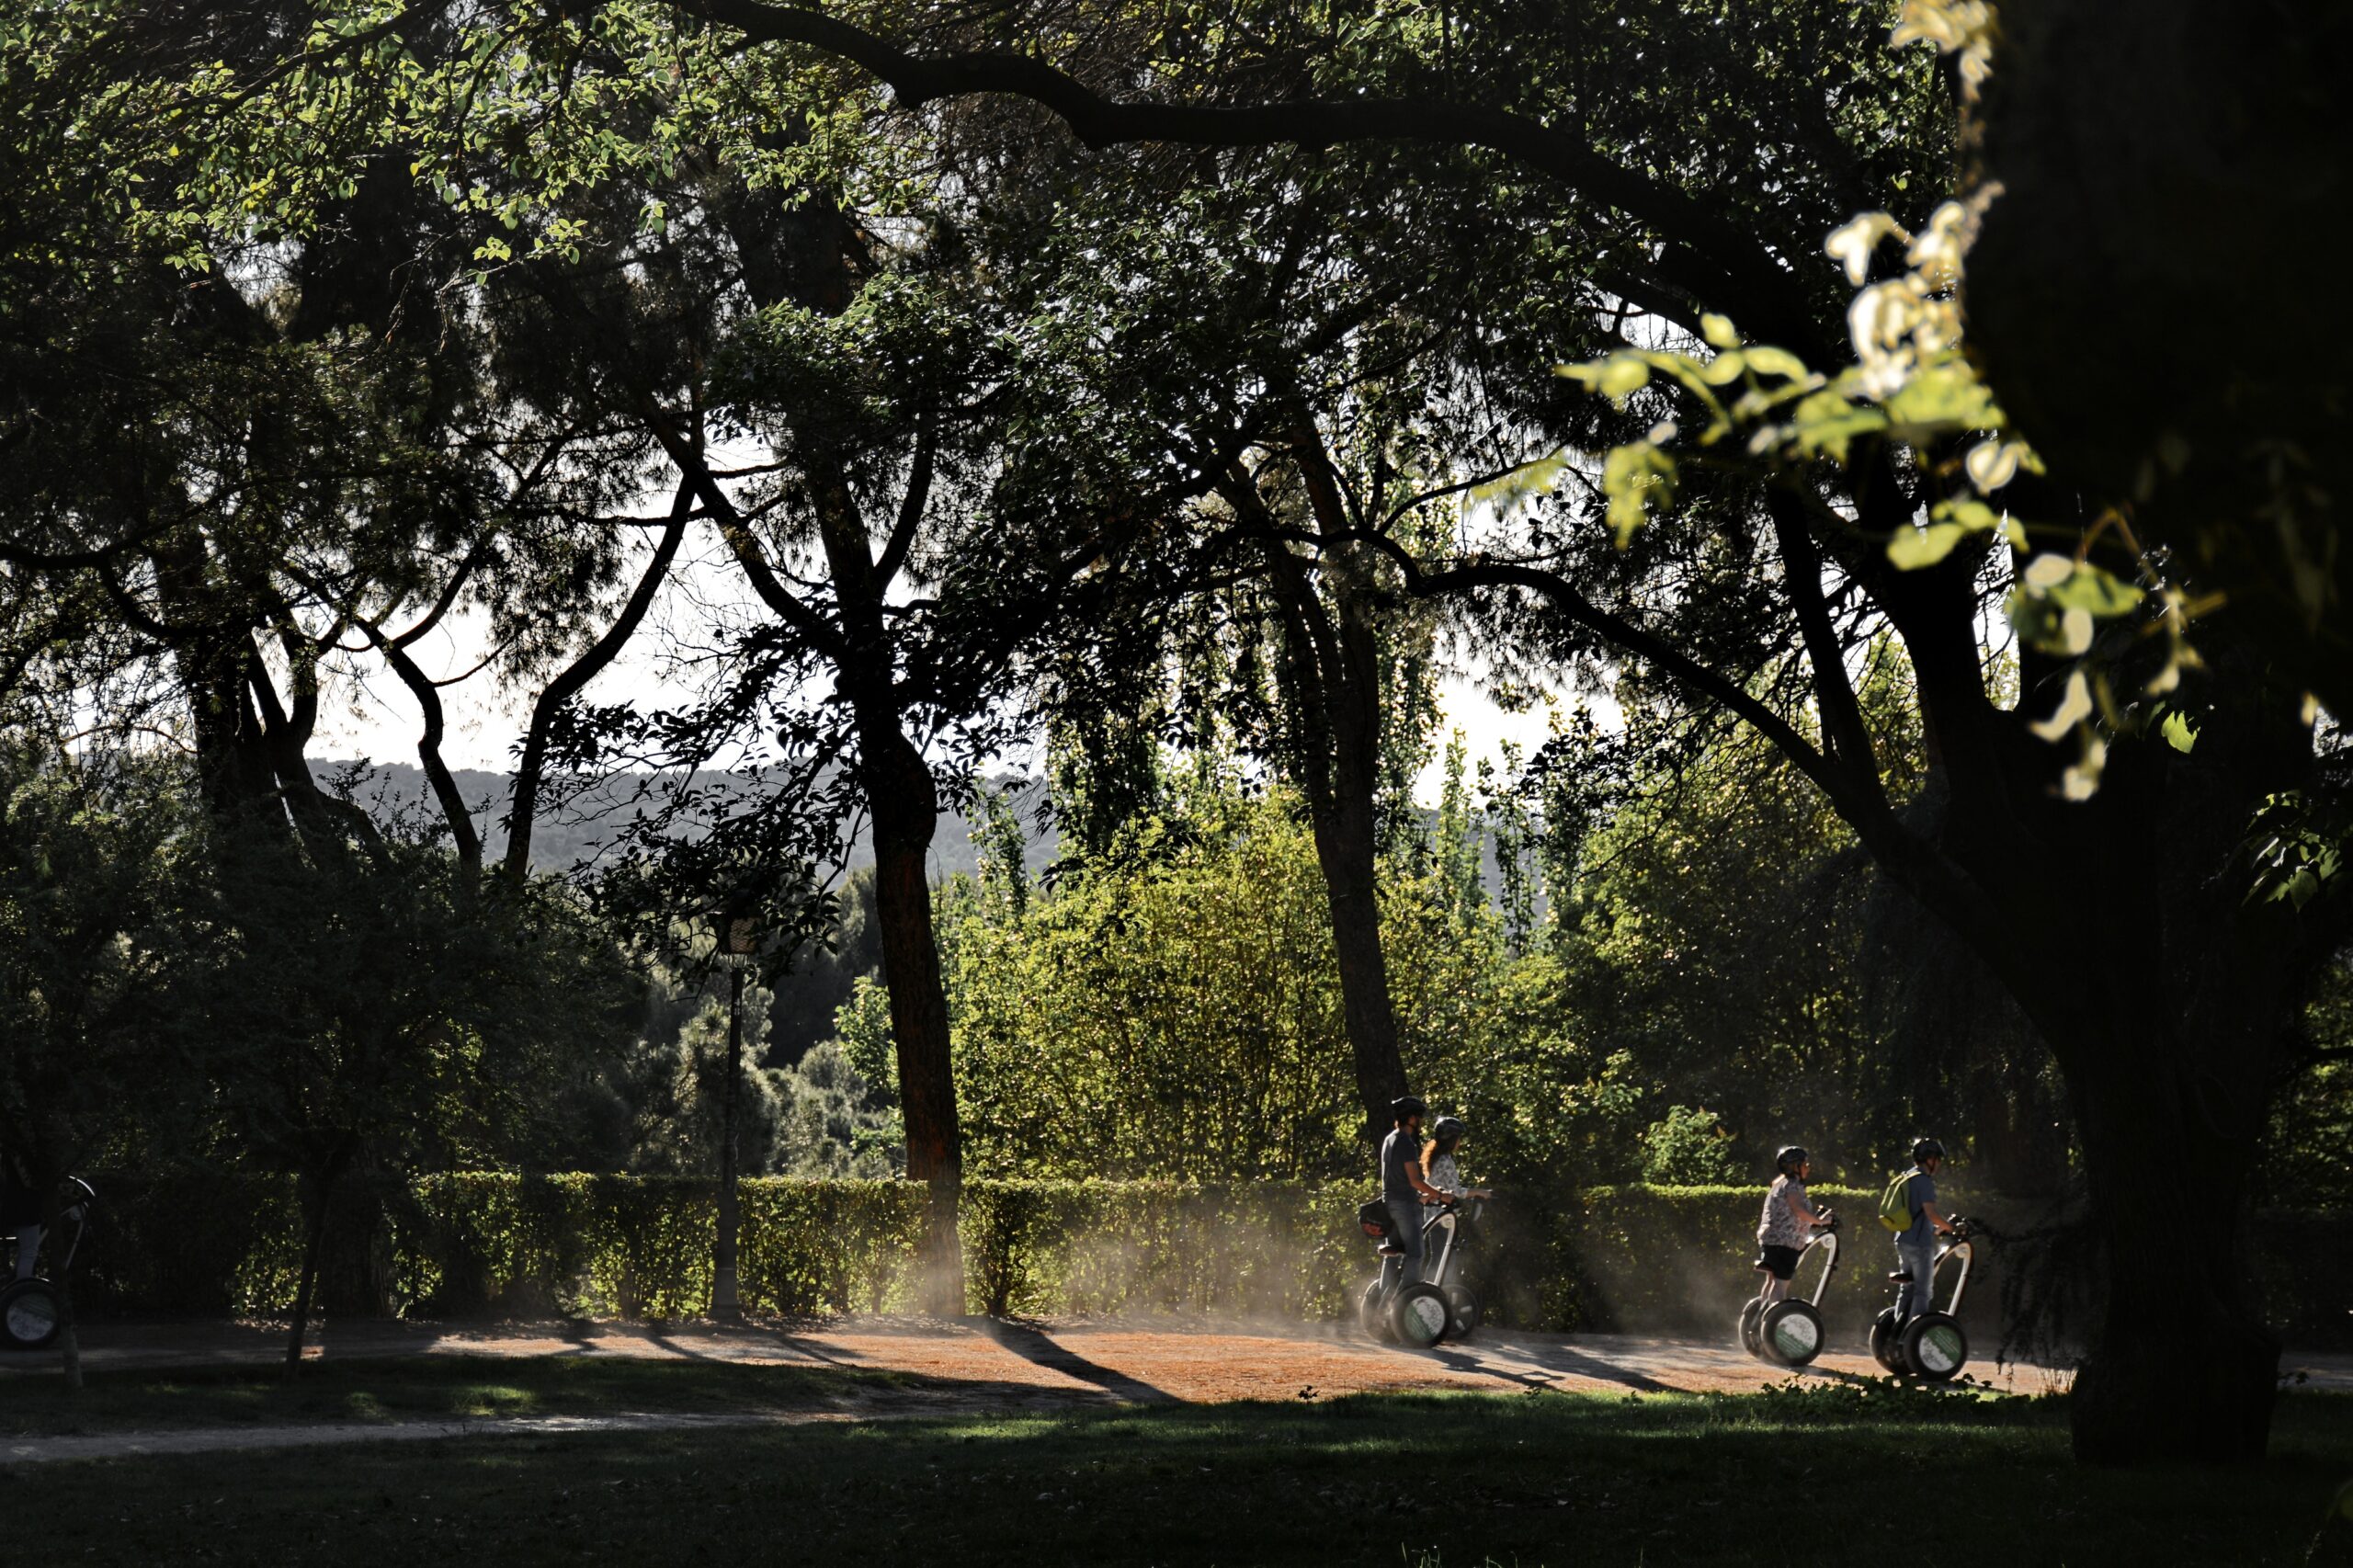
[1738,1214,1841,1367]
[1353,1199,1451,1349]
[1420,1196,1485,1340]
[1870,1218,1975,1381]
[1,1177,94,1352]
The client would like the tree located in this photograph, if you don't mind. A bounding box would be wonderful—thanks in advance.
[630,0,2344,1460]
[1958,0,2353,717]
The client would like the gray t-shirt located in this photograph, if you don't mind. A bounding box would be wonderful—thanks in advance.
[1381,1129,1421,1201]
[1899,1169,1938,1247]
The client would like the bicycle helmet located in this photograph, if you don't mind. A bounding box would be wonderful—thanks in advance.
[1390,1096,1427,1121]
[1431,1116,1468,1144]
[1775,1144,1809,1175]
[1911,1137,1947,1164]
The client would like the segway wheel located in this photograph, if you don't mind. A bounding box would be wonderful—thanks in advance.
[1443,1284,1482,1340]
[1358,1279,1397,1344]
[1739,1296,1766,1359]
[1868,1308,1904,1373]
[1899,1312,1968,1381]
[0,1280,61,1351]
[1391,1282,1449,1349]
[1757,1300,1824,1367]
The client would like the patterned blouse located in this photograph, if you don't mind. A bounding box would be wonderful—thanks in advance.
[1756,1174,1814,1249]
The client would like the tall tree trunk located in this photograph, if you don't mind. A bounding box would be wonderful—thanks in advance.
[1305,727,1410,1144]
[863,724,964,1314]
[283,1140,352,1381]
[1252,473,1414,1142]
[2062,1030,2279,1463]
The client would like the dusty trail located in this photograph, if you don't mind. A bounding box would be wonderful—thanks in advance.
[4,1317,2342,1465]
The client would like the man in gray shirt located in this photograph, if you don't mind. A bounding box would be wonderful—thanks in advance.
[1379,1096,1450,1301]
[1894,1137,1959,1322]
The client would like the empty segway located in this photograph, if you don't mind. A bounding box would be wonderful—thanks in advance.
[1,1177,95,1352]
[1739,1214,1841,1367]
[1870,1218,1976,1381]
[1353,1199,1450,1349]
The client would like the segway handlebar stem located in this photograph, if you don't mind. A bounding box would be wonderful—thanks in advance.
[1797,1228,1840,1308]
[1931,1233,1973,1316]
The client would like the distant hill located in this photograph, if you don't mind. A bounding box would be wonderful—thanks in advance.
[314,760,1060,881]
[318,762,1527,899]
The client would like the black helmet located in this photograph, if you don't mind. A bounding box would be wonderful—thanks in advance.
[1775,1145,1809,1175]
[1391,1096,1427,1121]
[1432,1116,1468,1144]
[1912,1137,1946,1164]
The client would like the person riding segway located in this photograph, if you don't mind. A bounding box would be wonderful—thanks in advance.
[0,1176,94,1352]
[1355,1096,1452,1349]
[1420,1115,1494,1338]
[1868,1138,1972,1379]
[1740,1145,1839,1366]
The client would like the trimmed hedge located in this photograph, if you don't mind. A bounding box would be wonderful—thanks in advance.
[63,1175,2353,1351]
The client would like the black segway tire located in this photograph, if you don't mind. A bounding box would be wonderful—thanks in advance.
[1391,1282,1449,1349]
[1443,1284,1482,1340]
[1900,1312,1968,1381]
[1739,1296,1766,1359]
[0,1279,61,1351]
[1868,1308,1904,1373]
[1358,1279,1397,1344]
[1758,1299,1825,1367]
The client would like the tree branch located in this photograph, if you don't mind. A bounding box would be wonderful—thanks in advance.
[503,481,693,883]
[676,0,1827,355]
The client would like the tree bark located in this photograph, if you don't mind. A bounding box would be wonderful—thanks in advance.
[863,724,966,1314]
[2061,1030,2279,1463]
[1243,444,1415,1143]
[711,960,745,1318]
[282,1140,352,1381]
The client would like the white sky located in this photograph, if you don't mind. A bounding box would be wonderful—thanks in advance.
[306,528,1591,806]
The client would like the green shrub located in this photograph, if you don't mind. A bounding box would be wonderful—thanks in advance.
[63,1174,2353,1351]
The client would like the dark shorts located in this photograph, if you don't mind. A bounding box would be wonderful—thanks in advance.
[1756,1244,1802,1280]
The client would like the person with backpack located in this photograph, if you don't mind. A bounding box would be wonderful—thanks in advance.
[1754,1145,1835,1304]
[1880,1137,1960,1322]
[1378,1096,1450,1301]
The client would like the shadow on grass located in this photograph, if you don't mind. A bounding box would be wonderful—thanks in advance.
[7,1381,2349,1567]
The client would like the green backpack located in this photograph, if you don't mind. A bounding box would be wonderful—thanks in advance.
[1877,1168,1919,1233]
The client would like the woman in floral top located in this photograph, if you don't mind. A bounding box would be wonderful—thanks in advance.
[1754,1146,1834,1304]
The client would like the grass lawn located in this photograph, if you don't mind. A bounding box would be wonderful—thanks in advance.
[0,1356,919,1437]
[5,1374,2348,1566]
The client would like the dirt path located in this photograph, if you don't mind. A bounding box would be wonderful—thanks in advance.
[4,1318,2344,1465]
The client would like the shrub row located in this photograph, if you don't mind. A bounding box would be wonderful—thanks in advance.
[66,1175,2353,1351]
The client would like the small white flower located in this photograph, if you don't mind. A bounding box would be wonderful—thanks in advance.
[2022,552,2075,591]
[1905,201,1972,288]
[1825,213,1907,287]
[1965,438,2023,494]
[2029,670,2094,742]
[2061,607,2095,655]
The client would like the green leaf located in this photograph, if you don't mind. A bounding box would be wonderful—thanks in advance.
[1601,442,1677,547]
[1788,389,1885,463]
[2042,564,2144,617]
[1741,347,1811,381]
[1886,521,1969,568]
[1558,354,1652,407]
[1882,358,2002,440]
[2162,711,2199,754]
[1471,451,1569,510]
[1700,313,1740,350]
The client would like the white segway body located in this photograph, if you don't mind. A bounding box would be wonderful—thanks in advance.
[1,1178,92,1353]
[1756,1227,1839,1368]
[1421,1200,1483,1340]
[1877,1225,1975,1381]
